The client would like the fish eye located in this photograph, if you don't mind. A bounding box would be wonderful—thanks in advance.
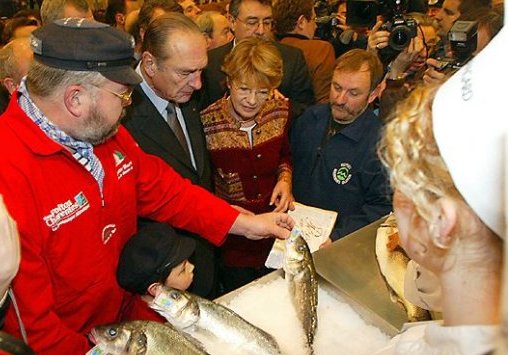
[108,327,118,337]
[297,245,306,252]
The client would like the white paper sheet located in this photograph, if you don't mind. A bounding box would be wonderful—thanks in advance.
[265,202,338,269]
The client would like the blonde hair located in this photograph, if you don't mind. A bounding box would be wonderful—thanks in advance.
[378,85,462,223]
[221,37,283,89]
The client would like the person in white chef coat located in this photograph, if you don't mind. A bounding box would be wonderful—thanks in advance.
[375,23,507,354]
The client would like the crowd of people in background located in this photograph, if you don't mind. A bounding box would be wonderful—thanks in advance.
[0,0,505,353]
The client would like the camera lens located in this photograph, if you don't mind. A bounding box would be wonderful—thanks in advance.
[389,26,412,51]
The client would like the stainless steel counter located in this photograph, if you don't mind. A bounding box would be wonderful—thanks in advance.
[217,217,415,338]
[314,217,409,333]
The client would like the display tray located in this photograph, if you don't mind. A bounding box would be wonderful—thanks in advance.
[216,269,398,338]
[215,219,410,345]
[215,269,392,354]
[313,217,409,332]
[216,217,407,338]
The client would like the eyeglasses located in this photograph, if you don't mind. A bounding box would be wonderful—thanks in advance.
[232,84,271,100]
[235,17,273,30]
[95,85,134,107]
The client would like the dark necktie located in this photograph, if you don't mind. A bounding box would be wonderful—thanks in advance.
[166,103,190,159]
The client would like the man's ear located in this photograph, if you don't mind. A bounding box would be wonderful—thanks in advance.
[429,197,457,249]
[2,77,17,95]
[227,14,236,34]
[115,13,126,27]
[203,33,212,49]
[141,51,156,77]
[64,85,86,118]
[296,14,307,31]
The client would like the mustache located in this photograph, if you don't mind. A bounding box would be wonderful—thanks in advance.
[331,103,355,115]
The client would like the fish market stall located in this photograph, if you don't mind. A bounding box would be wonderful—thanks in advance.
[313,217,415,330]
[214,218,413,355]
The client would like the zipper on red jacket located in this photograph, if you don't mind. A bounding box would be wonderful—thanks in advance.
[62,149,106,207]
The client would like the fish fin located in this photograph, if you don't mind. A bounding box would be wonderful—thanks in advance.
[125,330,147,355]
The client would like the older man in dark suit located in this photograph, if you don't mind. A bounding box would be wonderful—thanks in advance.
[202,0,315,118]
[122,13,217,298]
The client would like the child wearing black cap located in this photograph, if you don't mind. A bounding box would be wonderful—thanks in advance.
[117,223,196,304]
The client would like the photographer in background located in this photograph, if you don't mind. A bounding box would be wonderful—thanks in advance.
[424,5,503,85]
[367,12,439,120]
[273,0,336,103]
[315,0,371,57]
[319,0,428,58]
[364,0,427,65]
[422,0,492,84]
[433,0,489,42]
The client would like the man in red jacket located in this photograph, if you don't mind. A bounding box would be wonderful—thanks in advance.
[0,18,293,353]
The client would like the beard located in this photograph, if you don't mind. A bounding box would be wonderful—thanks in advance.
[70,106,123,145]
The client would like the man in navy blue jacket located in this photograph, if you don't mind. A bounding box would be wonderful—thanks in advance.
[291,49,392,240]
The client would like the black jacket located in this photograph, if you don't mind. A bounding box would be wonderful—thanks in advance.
[122,87,218,298]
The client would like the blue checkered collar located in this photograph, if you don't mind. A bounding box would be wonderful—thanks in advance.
[17,78,94,159]
[17,78,105,193]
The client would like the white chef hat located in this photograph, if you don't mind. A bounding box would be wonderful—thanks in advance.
[432,25,508,238]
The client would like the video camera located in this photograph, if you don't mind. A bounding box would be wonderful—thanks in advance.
[315,13,339,29]
[434,20,478,72]
[346,0,417,50]
[314,0,340,41]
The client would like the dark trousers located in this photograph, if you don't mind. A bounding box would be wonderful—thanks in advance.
[187,235,220,299]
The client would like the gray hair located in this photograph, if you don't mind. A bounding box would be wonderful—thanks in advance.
[141,12,201,61]
[0,38,32,84]
[195,11,220,38]
[26,60,106,98]
[40,0,93,24]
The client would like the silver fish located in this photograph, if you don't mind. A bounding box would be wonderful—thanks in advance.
[375,214,431,322]
[90,320,209,355]
[283,228,318,349]
[150,287,281,355]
